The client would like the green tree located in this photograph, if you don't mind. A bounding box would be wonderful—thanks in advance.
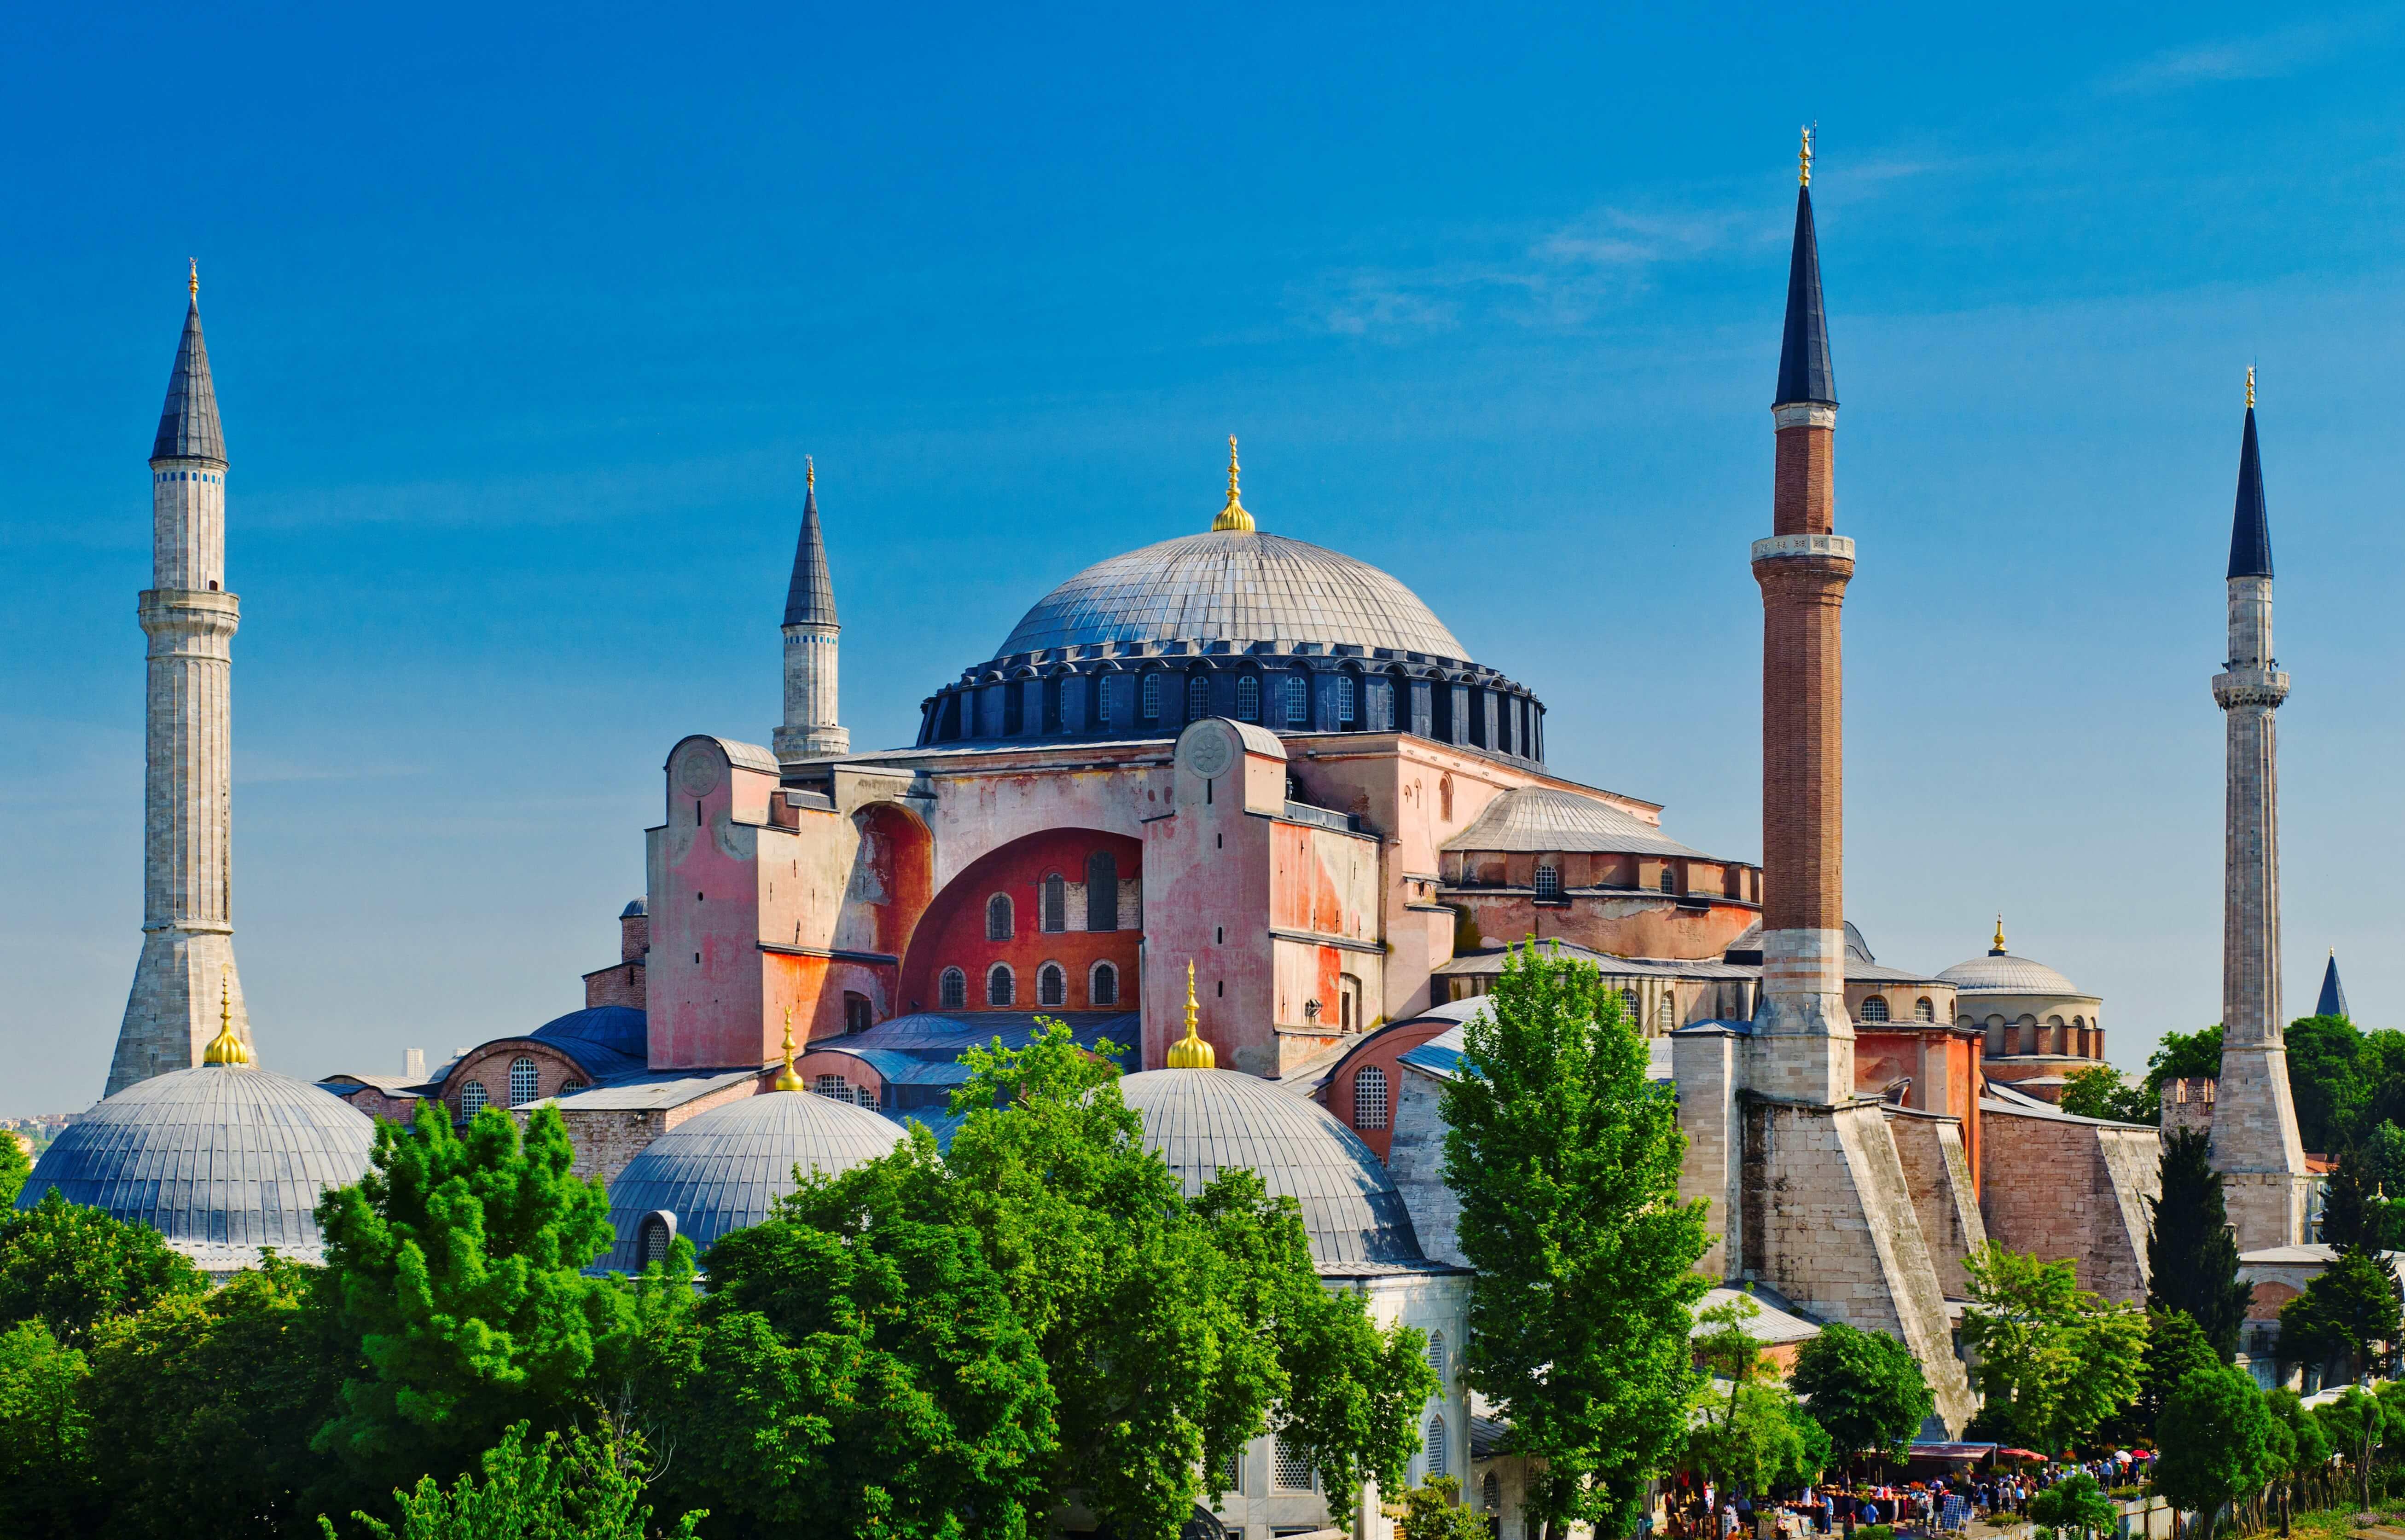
[318,1419,702,1540]
[2145,1128,2253,1361]
[2277,1249,2403,1379]
[2130,1309,2221,1440]
[0,1319,99,1539]
[2154,1366,2278,1540]
[2286,1015,2366,1152]
[2312,1385,2387,1510]
[1788,1321,1932,1479]
[1389,1475,1493,1540]
[0,1134,29,1207]
[77,1255,357,1540]
[2059,1066,2156,1125]
[2143,1026,2224,1105]
[0,1188,206,1347]
[2318,1145,2389,1253]
[1959,1244,2146,1456]
[2263,1387,2329,1531]
[313,1102,628,1494]
[1442,944,1709,1540]
[641,1173,1056,1540]
[2028,1471,2117,1540]
[1684,1294,1824,1498]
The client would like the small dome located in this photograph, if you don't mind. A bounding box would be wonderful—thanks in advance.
[532,1005,647,1063]
[16,1065,375,1262]
[1937,951,2083,996]
[994,531,1470,661]
[1445,785,1704,858]
[1119,1068,1423,1269]
[597,1089,904,1271]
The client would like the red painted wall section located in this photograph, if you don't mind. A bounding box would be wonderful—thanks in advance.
[895,828,1143,1017]
[849,804,933,959]
[1854,1025,1984,1197]
[1316,1018,1460,1162]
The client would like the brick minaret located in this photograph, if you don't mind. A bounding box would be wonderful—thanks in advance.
[1751,141,1855,1103]
[2209,371,2306,1250]
[107,265,252,1094]
[773,458,848,762]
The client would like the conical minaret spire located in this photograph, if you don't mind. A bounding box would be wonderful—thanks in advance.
[2209,368,2304,1250]
[774,458,849,762]
[2316,952,2349,1019]
[107,267,252,1094]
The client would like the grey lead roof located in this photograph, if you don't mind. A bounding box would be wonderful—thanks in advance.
[783,481,838,627]
[1118,1067,1425,1270]
[596,1088,904,1271]
[1935,951,2084,997]
[152,301,226,463]
[2317,954,2349,1019]
[15,1065,374,1251]
[1442,785,1702,858]
[995,530,1469,661]
[2229,405,2273,579]
[1775,185,1837,408]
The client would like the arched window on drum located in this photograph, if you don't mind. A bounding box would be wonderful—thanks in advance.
[1915,997,1935,1023]
[986,893,1013,941]
[1237,674,1261,721]
[508,1056,539,1107]
[1284,674,1309,726]
[1090,961,1119,1007]
[1859,995,1891,1023]
[638,1212,675,1270]
[939,967,967,1010]
[1185,673,1210,720]
[1354,1065,1389,1130]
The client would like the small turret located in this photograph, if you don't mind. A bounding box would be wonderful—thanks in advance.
[774,459,850,762]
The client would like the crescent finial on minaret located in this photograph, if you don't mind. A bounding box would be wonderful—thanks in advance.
[2246,365,2256,411]
[188,258,198,304]
[1799,124,1814,187]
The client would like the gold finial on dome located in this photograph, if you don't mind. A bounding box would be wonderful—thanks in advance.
[772,1008,805,1091]
[1990,915,2008,957]
[203,981,249,1067]
[1212,435,1255,533]
[1167,961,1216,1069]
[1799,125,1814,187]
[2246,365,2256,411]
[188,258,199,303]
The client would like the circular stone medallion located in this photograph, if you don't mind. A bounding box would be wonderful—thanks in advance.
[1182,723,1236,779]
[676,749,722,797]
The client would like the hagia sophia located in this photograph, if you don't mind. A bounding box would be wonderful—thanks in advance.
[19,141,2332,1536]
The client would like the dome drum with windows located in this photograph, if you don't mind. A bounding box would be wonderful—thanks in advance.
[913,439,1548,762]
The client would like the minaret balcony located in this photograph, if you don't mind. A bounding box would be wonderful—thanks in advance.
[1750,533,1854,563]
[2212,667,2289,709]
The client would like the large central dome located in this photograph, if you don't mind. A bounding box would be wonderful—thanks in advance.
[996,530,1470,662]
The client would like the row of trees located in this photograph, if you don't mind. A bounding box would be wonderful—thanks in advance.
[0,1026,1440,1539]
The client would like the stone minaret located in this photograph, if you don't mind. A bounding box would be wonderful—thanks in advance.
[773,458,848,762]
[1750,136,1855,1104]
[2210,371,2306,1251]
[107,265,252,1095]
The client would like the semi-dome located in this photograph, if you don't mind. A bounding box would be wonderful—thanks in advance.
[996,531,1470,662]
[15,1064,376,1266]
[1938,951,2083,997]
[1119,1067,1423,1269]
[596,1088,905,1272]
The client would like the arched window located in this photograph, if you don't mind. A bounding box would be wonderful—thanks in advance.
[1094,674,1116,729]
[1482,1471,1500,1512]
[459,1080,489,1119]
[814,1074,849,1100]
[1237,674,1260,721]
[1140,672,1162,722]
[844,991,873,1035]
[939,967,967,1009]
[1619,987,1639,1022]
[1040,873,1067,933]
[1426,1329,1446,1381]
[1085,851,1120,932]
[1003,682,1024,735]
[1336,674,1358,726]
[986,893,1013,941]
[508,1056,539,1107]
[638,1213,674,1269]
[854,1085,878,1111]
[1038,963,1067,1007]
[1425,1414,1448,1479]
[988,963,1015,1007]
[1658,865,1678,893]
[1859,995,1891,1023]
[1915,997,1935,1023]
[1285,674,1310,726]
[1091,961,1119,1006]
[1186,673,1210,720]
[1534,863,1561,900]
[1354,1065,1389,1130]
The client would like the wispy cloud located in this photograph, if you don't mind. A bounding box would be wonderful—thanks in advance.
[2099,12,2397,94]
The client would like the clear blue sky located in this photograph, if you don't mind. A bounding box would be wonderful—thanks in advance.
[5,3,2401,1115]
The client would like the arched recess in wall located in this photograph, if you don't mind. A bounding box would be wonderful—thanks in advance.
[848,802,935,959]
[895,826,1146,1015]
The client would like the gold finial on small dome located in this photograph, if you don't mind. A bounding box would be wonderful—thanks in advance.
[1167,961,1216,1069]
[1799,125,1814,188]
[188,258,199,303]
[1990,915,2008,956]
[2246,365,2256,411]
[772,1008,805,1091]
[1212,435,1255,533]
[203,981,249,1067]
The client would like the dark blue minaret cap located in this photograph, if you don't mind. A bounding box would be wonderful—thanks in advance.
[2316,953,2348,1019]
[2228,406,2273,579]
[783,472,837,627]
[152,298,226,464]
[1774,186,1837,409]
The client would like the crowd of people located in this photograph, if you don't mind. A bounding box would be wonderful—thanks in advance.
[1661,1450,2158,1540]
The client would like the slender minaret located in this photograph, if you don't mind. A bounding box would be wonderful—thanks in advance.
[2316,952,2349,1020]
[107,264,252,1095]
[2210,369,2307,1249]
[1751,128,1855,1103]
[773,458,848,762]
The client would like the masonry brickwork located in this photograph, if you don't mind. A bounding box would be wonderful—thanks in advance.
[1978,1105,2160,1303]
[1887,1110,1987,1296]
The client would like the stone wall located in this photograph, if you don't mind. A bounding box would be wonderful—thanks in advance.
[1887,1110,1986,1296]
[1978,1105,2160,1303]
[1674,1025,1743,1279]
[1385,1061,1466,1269]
